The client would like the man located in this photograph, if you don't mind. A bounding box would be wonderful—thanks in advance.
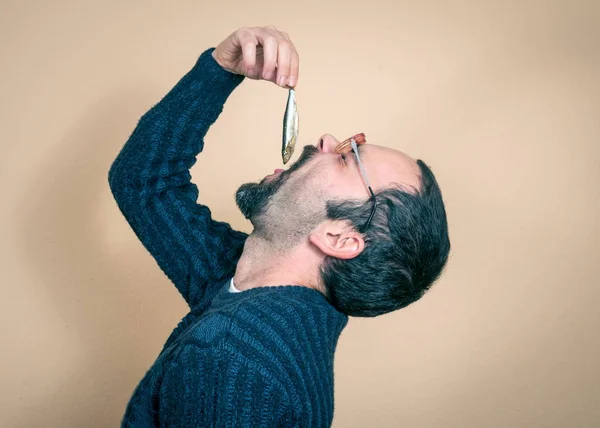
[109,25,450,427]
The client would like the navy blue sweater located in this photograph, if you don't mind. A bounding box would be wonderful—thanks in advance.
[108,48,349,427]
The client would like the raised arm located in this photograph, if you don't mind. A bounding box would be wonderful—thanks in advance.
[108,27,300,310]
[108,48,247,309]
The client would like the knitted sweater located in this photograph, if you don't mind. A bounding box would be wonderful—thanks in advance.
[108,48,349,427]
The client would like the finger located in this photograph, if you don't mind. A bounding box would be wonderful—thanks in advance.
[256,31,278,81]
[275,39,293,87]
[285,40,299,87]
[238,31,258,76]
[279,32,299,87]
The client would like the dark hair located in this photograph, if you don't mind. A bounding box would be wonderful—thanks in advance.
[320,160,451,317]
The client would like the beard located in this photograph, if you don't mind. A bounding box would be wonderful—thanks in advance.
[235,145,319,222]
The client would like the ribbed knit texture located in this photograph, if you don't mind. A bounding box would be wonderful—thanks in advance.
[108,48,349,427]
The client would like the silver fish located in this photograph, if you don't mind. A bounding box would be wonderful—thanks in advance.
[282,88,298,164]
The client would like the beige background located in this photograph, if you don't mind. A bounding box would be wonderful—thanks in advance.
[1,0,599,427]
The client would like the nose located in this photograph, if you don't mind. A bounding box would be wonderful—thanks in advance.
[317,134,340,154]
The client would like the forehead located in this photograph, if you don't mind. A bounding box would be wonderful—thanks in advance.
[360,144,421,193]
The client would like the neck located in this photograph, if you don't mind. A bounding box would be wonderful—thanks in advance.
[233,233,323,293]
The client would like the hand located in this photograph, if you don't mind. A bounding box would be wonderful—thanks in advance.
[212,26,300,88]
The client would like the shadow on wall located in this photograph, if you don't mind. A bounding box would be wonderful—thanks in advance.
[14,91,187,427]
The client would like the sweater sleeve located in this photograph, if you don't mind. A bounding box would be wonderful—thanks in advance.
[108,48,248,310]
[159,344,295,427]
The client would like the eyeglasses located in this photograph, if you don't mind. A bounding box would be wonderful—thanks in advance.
[335,133,377,233]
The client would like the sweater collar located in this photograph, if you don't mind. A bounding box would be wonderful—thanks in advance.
[213,278,348,322]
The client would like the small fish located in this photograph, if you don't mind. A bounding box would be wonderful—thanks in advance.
[282,88,299,164]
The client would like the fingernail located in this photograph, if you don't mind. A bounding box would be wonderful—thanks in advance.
[247,68,255,77]
[278,75,287,86]
[287,76,297,87]
[264,70,274,80]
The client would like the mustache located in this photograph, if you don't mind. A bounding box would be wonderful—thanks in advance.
[256,145,318,187]
[285,145,318,174]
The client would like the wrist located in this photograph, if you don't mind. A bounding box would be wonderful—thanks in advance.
[211,48,238,75]
[190,48,245,96]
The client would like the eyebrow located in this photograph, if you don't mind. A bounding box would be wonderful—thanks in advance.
[356,144,366,157]
[350,142,366,161]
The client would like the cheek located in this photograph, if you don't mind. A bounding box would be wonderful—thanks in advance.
[284,161,352,202]
[292,161,329,188]
[280,167,330,206]
[325,173,364,200]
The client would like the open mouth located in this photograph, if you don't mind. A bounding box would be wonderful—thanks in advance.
[261,144,318,184]
[262,168,286,183]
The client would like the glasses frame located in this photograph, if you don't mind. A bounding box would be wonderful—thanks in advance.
[335,134,377,233]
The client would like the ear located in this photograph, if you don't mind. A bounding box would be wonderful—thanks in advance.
[309,220,365,260]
